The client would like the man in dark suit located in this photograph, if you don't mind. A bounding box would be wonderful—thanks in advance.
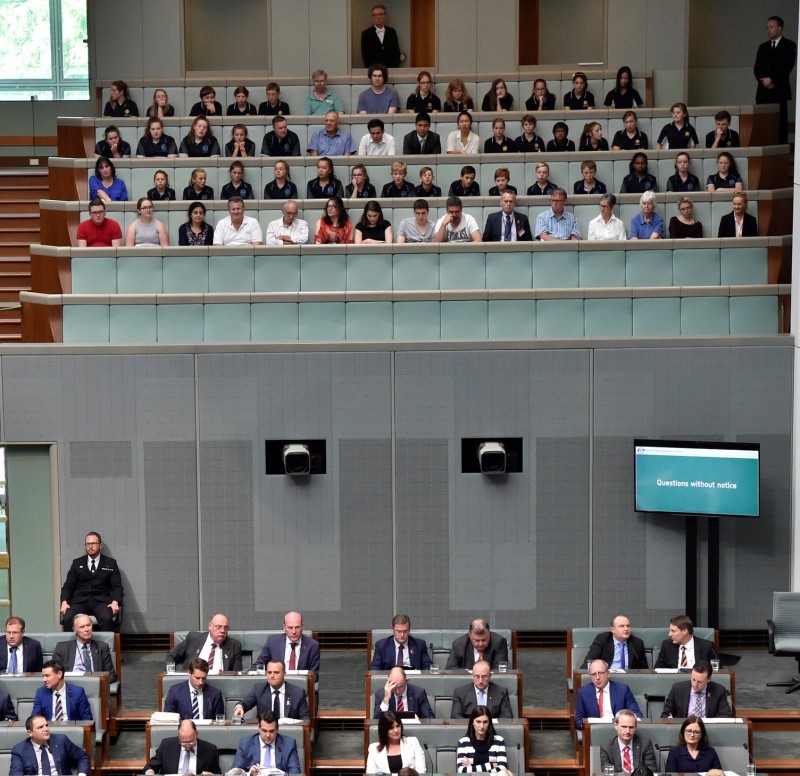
[483,191,534,242]
[371,613,432,670]
[446,618,509,670]
[402,113,442,155]
[373,666,434,719]
[662,661,732,719]
[144,719,220,775]
[32,660,93,722]
[360,4,401,68]
[654,615,718,669]
[164,658,225,720]
[232,711,301,774]
[233,659,310,721]
[450,659,513,719]
[600,710,657,772]
[754,15,797,144]
[253,610,320,681]
[0,616,43,673]
[53,613,117,683]
[575,660,642,729]
[10,715,90,776]
[167,613,242,673]
[0,689,17,720]
[60,531,123,631]
[582,614,649,670]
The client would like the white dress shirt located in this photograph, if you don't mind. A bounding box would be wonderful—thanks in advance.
[265,217,309,245]
[358,132,396,155]
[212,215,263,246]
[587,213,627,241]
[199,637,222,673]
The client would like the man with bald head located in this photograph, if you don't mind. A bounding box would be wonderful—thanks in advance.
[582,614,648,669]
[446,618,508,670]
[373,666,434,719]
[575,659,642,730]
[167,613,242,674]
[53,613,117,682]
[144,719,220,775]
[450,660,513,719]
[253,611,320,681]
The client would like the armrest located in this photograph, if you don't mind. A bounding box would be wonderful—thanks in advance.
[767,618,776,653]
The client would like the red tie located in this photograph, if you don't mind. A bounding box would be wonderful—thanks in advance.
[623,745,632,772]
[397,694,404,712]
[680,646,687,667]
[289,643,297,671]
[208,643,217,671]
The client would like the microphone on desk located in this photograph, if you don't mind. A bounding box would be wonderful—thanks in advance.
[423,742,434,774]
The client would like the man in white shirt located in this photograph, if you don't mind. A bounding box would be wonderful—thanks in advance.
[265,200,309,245]
[433,196,482,243]
[358,118,396,156]
[166,613,243,674]
[587,193,627,241]
[213,197,263,246]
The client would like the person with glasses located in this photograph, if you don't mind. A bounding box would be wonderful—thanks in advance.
[665,715,722,773]
[575,659,641,729]
[360,4,401,68]
[303,70,345,115]
[166,613,243,673]
[587,194,627,241]
[76,199,123,248]
[407,71,441,113]
[125,198,170,247]
[0,616,43,674]
[535,189,580,241]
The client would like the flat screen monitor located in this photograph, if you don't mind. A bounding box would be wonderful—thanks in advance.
[634,439,760,517]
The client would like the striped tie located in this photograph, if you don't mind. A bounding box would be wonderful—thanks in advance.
[680,646,687,667]
[397,694,404,712]
[207,643,217,672]
[54,691,64,721]
[623,745,632,773]
[191,690,199,719]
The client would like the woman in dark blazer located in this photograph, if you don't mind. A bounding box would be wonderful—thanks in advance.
[665,715,722,773]
[718,192,758,237]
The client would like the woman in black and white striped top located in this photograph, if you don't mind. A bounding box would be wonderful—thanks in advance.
[457,705,508,773]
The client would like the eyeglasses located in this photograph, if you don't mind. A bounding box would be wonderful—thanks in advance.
[85,542,100,546]
[685,729,702,736]
[89,210,105,216]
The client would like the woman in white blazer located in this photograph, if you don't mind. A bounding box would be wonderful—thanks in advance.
[366,711,426,774]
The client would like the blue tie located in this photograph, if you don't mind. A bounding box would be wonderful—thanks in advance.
[191,690,199,720]
[619,643,626,669]
[40,746,51,775]
[8,648,17,674]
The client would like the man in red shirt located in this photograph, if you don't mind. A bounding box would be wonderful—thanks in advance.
[76,199,122,247]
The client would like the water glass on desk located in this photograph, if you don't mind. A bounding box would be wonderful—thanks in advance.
[166,663,175,674]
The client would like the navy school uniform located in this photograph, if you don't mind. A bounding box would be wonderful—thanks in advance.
[189,101,223,116]
[406,93,442,113]
[182,185,214,201]
[179,136,221,157]
[621,173,657,193]
[148,187,176,201]
[221,182,254,200]
[415,184,442,197]
[344,183,378,199]
[136,135,178,157]
[666,173,701,192]
[258,101,291,116]
[264,180,298,199]
[515,134,545,152]
[488,185,518,196]
[448,180,481,197]
[227,102,259,116]
[611,130,649,150]
[381,181,416,198]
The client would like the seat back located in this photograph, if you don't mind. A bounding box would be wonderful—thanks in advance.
[771,592,800,648]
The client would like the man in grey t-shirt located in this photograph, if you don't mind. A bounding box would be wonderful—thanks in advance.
[397,199,434,243]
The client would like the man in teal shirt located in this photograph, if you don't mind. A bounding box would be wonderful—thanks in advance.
[303,70,345,115]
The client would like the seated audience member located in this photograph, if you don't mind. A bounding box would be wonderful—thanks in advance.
[415,166,441,197]
[664,716,722,773]
[705,110,741,148]
[261,115,302,157]
[103,79,138,117]
[527,162,557,196]
[449,165,480,197]
[167,614,243,672]
[489,167,517,196]
[611,111,649,150]
[481,78,514,111]
[575,659,642,730]
[252,612,319,677]
[182,168,214,201]
[76,199,122,247]
[307,111,356,156]
[125,197,169,247]
[578,121,609,151]
[573,160,607,195]
[587,194,627,241]
[357,65,400,114]
[629,191,664,240]
[564,71,594,110]
[656,102,699,149]
[0,686,15,720]
[381,161,415,197]
[450,660,512,719]
[535,188,581,241]
[396,200,435,243]
[546,121,575,152]
[484,117,517,153]
[259,82,291,116]
[407,71,441,113]
[148,170,176,201]
[89,157,128,202]
[654,615,719,667]
[227,85,258,116]
[621,152,657,193]
[178,201,214,246]
[0,616,44,674]
[666,152,701,192]
[433,196,482,243]
[669,197,704,239]
[366,711,425,775]
[136,117,178,158]
[604,66,644,108]
[53,613,117,681]
[373,666,433,719]
[144,719,220,775]
[457,706,507,772]
[443,78,475,113]
[232,712,300,774]
[403,112,442,155]
[359,118,396,155]
[32,660,93,721]
[12,715,89,775]
[307,157,345,199]
[304,70,345,115]
[526,78,556,111]
[265,201,309,246]
[225,124,256,157]
[582,614,647,668]
[264,159,298,199]
[600,710,657,772]
[146,88,174,118]
[164,657,224,720]
[314,196,354,244]
[179,116,221,158]
[213,198,263,246]
[345,164,378,199]
[233,659,310,721]
[94,125,131,158]
[189,85,222,116]
[221,161,254,200]
[360,4,401,67]
[370,614,433,670]
[662,660,732,718]
[718,191,758,237]
[446,618,508,670]
[446,111,480,154]
[706,151,744,191]
[516,114,546,152]
[483,191,532,242]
